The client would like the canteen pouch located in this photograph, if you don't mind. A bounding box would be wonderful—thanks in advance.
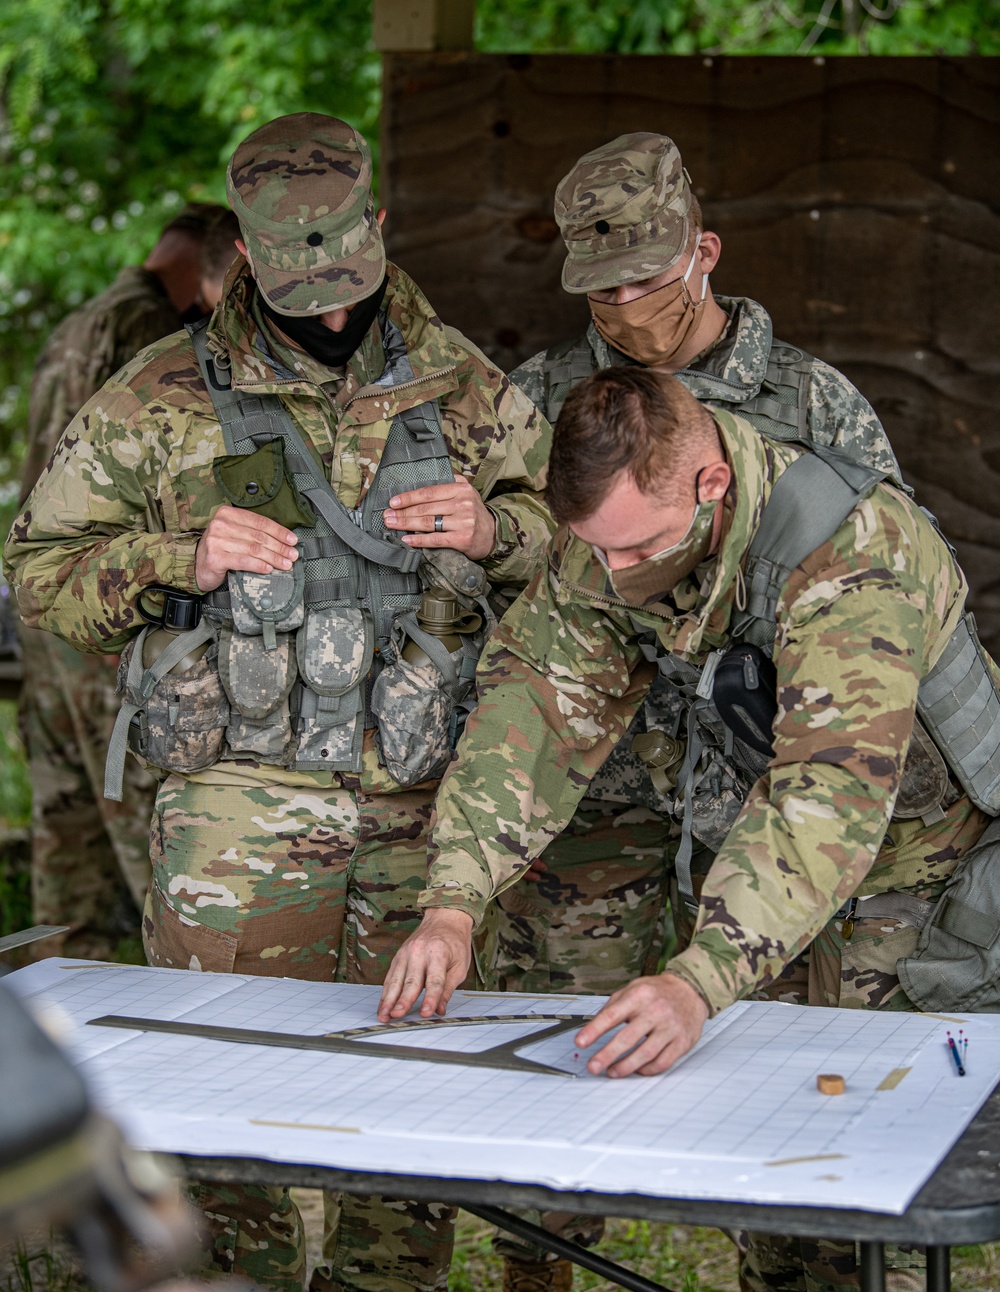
[897,816,1000,1012]
[219,626,297,762]
[213,439,316,531]
[293,606,373,770]
[228,566,305,646]
[117,624,229,774]
[370,614,469,788]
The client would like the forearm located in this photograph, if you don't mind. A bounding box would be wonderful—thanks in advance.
[419,696,621,925]
[5,530,200,651]
[483,492,557,585]
[420,634,651,924]
[664,761,891,1014]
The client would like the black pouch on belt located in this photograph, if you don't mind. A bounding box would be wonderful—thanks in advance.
[712,643,778,758]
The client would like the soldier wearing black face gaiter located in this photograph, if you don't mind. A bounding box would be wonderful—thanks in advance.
[257,273,389,368]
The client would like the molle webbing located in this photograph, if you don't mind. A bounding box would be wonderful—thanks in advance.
[543,336,618,425]
[918,613,1000,814]
[679,343,812,443]
[188,321,453,641]
[542,335,813,442]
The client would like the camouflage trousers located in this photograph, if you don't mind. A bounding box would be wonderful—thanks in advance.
[491,799,672,1261]
[493,800,671,997]
[740,910,929,1292]
[18,627,157,961]
[142,775,458,1292]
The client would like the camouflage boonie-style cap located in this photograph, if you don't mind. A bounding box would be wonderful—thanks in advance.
[226,112,385,315]
[555,133,694,294]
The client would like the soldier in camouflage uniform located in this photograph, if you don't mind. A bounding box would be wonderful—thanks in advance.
[18,202,228,961]
[502,131,902,1005]
[379,367,998,1291]
[492,131,904,1291]
[5,114,553,1292]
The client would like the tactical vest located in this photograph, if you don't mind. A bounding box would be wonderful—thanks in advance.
[542,332,812,443]
[106,316,491,797]
[627,445,1000,896]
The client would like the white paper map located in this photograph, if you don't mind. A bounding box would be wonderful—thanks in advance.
[8,959,1000,1215]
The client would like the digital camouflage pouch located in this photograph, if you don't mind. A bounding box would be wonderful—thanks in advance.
[213,439,316,530]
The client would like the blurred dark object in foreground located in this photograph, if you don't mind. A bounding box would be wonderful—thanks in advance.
[0,982,198,1291]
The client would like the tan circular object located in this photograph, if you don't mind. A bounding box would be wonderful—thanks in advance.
[817,1073,846,1096]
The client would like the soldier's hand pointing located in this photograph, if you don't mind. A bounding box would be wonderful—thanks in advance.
[377,909,474,1021]
[195,504,299,592]
[573,972,709,1078]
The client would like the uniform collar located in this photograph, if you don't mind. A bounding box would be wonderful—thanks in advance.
[587,294,773,401]
[206,259,459,408]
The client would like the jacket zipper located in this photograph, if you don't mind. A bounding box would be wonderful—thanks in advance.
[233,364,457,406]
[559,580,678,624]
[348,364,456,406]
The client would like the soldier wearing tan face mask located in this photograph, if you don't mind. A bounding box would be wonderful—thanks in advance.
[586,230,716,368]
[493,131,909,1292]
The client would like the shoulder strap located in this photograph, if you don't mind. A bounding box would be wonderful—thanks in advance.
[733,446,886,651]
[542,334,598,424]
[188,322,422,574]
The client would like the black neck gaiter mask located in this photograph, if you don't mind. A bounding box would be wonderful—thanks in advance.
[257,274,388,369]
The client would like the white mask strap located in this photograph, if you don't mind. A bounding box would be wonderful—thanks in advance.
[682,232,709,301]
[682,232,702,284]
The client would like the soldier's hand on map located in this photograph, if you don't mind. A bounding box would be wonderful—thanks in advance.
[377,908,475,1021]
[195,504,299,592]
[384,476,496,559]
[574,972,709,1078]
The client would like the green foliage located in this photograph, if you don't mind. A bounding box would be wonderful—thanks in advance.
[476,0,1000,56]
[0,700,30,831]
[2,1238,80,1292]
[0,0,996,478]
[0,0,380,469]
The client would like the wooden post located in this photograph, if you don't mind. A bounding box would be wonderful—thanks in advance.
[373,0,474,51]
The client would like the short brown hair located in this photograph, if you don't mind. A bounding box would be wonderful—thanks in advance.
[546,367,718,524]
[200,209,242,284]
[687,194,703,252]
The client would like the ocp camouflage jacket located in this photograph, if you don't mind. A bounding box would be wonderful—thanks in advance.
[4,260,554,796]
[22,265,184,504]
[419,411,992,1015]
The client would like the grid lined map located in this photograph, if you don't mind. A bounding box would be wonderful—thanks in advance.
[8,959,1000,1214]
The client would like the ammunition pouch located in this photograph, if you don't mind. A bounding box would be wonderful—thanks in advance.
[106,618,227,800]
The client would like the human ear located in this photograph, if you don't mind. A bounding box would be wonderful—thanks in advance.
[697,230,722,275]
[696,459,731,503]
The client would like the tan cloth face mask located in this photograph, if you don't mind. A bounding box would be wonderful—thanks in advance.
[605,495,718,606]
[589,235,708,368]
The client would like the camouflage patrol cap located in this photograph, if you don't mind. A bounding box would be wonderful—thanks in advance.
[555,133,695,294]
[226,112,385,316]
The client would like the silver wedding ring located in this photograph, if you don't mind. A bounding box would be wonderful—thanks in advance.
[434,515,444,533]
